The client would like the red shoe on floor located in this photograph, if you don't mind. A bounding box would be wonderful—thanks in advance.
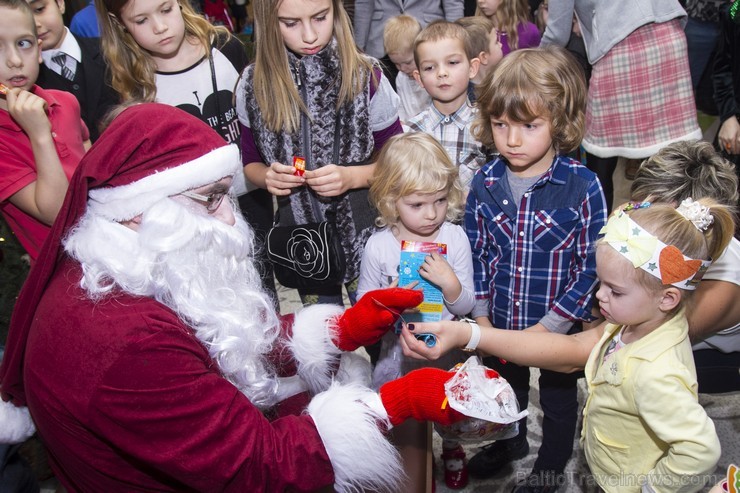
[441,445,468,489]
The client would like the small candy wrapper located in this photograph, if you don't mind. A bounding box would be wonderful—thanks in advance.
[293,156,306,176]
[435,356,528,443]
[0,84,8,95]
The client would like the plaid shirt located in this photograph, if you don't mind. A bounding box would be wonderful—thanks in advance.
[403,100,488,190]
[465,155,607,330]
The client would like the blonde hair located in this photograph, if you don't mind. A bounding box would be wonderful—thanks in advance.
[631,140,739,212]
[472,46,586,153]
[455,16,494,58]
[97,0,229,101]
[251,0,374,134]
[0,0,36,36]
[477,0,530,50]
[414,20,475,64]
[383,14,422,55]
[607,201,736,303]
[370,133,465,228]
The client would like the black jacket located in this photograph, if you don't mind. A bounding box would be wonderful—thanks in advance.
[36,35,119,142]
[712,4,739,126]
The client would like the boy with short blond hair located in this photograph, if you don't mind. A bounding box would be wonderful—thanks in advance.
[31,0,118,142]
[404,20,489,192]
[455,16,503,86]
[383,14,430,122]
[0,0,89,261]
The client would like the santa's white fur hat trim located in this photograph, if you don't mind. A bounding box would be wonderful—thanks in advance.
[0,400,36,443]
[308,383,402,493]
[87,145,240,222]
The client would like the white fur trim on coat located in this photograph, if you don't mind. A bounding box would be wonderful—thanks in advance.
[0,400,36,443]
[336,352,371,388]
[308,383,402,493]
[288,304,344,394]
[87,145,241,221]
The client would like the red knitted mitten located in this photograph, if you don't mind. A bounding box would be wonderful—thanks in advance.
[333,288,423,352]
[379,368,467,427]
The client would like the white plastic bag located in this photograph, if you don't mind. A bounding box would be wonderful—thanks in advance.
[435,356,528,443]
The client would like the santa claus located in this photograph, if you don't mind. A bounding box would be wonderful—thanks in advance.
[0,104,465,492]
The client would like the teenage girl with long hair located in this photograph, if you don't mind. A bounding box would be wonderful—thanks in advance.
[235,0,402,308]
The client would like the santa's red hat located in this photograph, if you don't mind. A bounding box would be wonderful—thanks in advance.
[0,104,240,420]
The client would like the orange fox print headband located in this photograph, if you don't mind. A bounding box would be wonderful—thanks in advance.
[599,200,713,290]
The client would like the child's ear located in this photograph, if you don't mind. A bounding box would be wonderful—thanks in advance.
[468,57,480,80]
[658,287,681,313]
[478,51,489,66]
[56,0,66,15]
[37,39,43,64]
[412,69,422,86]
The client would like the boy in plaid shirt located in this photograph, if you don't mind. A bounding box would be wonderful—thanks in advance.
[404,21,489,193]
[464,47,607,492]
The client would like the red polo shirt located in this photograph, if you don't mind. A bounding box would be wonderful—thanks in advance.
[0,85,88,260]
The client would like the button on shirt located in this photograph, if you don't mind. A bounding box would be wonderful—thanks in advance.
[464,154,607,331]
[403,100,488,191]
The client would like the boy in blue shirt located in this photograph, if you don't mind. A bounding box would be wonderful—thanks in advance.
[465,47,607,492]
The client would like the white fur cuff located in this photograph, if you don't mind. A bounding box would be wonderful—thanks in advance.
[0,400,36,443]
[288,304,344,394]
[308,383,402,493]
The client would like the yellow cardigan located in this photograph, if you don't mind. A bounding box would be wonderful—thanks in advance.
[582,309,721,493]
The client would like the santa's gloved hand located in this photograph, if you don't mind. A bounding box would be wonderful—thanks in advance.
[333,288,423,352]
[378,368,467,427]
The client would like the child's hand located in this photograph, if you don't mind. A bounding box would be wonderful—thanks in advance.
[398,320,468,361]
[418,253,461,301]
[265,162,305,196]
[6,88,51,139]
[304,164,352,197]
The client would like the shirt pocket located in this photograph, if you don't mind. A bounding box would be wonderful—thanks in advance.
[478,203,513,241]
[589,427,631,476]
[532,208,579,252]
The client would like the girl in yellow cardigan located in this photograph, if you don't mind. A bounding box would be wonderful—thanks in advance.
[400,199,734,493]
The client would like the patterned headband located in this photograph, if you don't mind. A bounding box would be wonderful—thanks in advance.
[599,210,711,290]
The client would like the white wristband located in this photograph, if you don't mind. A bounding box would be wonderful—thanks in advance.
[461,318,481,352]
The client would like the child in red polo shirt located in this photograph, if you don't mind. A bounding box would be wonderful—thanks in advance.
[0,0,90,261]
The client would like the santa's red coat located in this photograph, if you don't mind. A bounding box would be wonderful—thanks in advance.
[24,259,336,492]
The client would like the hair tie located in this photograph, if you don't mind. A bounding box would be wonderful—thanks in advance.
[622,201,651,212]
[676,198,713,231]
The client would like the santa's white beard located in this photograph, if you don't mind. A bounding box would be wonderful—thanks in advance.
[64,197,282,409]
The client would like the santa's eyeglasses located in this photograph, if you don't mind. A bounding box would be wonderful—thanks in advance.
[179,190,228,213]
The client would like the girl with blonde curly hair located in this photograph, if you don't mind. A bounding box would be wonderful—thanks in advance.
[359,132,474,490]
